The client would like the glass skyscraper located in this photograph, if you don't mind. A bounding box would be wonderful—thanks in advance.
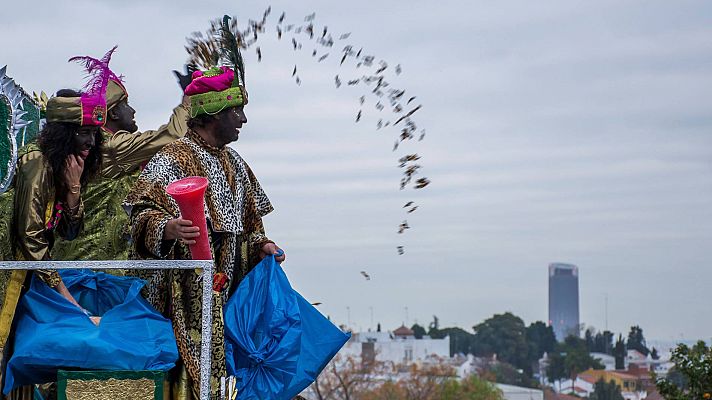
[548,263,580,341]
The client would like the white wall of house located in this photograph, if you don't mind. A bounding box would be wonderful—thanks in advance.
[591,352,617,370]
[339,331,450,364]
[496,383,543,400]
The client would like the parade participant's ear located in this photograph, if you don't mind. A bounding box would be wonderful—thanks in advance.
[173,64,198,91]
[107,107,119,121]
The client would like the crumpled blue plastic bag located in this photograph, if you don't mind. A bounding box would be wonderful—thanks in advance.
[225,255,350,400]
[3,269,178,394]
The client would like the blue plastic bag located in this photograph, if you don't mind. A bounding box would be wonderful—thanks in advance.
[3,269,179,393]
[224,256,350,400]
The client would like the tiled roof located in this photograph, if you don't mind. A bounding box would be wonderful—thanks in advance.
[393,325,414,336]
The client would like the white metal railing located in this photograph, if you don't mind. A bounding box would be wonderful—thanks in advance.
[0,259,214,400]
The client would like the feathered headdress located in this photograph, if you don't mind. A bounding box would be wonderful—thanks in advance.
[183,15,249,118]
[69,46,122,125]
[186,15,246,86]
[217,15,246,87]
[45,46,123,126]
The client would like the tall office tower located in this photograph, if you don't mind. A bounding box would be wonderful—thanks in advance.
[548,263,580,341]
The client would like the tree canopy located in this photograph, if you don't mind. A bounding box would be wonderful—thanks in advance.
[626,325,649,356]
[547,335,604,382]
[655,341,712,400]
[472,312,529,371]
[590,379,625,400]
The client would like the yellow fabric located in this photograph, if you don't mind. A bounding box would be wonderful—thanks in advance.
[101,104,189,179]
[43,79,127,125]
[0,270,26,348]
[106,80,128,111]
[45,96,82,125]
[11,147,83,263]
[0,146,84,348]
[169,365,195,400]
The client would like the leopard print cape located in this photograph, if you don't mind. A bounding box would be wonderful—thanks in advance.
[123,130,273,398]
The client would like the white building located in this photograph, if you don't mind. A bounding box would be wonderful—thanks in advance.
[339,325,450,365]
[591,352,617,370]
[496,383,543,400]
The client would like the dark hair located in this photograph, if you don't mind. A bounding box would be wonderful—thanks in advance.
[37,89,103,189]
[187,112,219,130]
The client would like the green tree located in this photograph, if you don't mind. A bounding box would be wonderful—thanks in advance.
[359,364,504,400]
[525,321,556,375]
[472,312,529,371]
[547,335,603,383]
[590,379,625,400]
[589,330,615,354]
[526,321,556,358]
[626,325,649,356]
[411,323,427,339]
[651,347,659,360]
[585,328,596,352]
[613,334,626,370]
[546,351,567,382]
[430,327,476,356]
[482,361,539,388]
[442,375,504,400]
[655,341,712,400]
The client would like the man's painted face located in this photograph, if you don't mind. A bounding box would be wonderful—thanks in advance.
[111,99,137,132]
[214,106,247,147]
[73,126,97,160]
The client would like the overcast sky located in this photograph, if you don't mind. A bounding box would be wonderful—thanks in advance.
[2,0,711,343]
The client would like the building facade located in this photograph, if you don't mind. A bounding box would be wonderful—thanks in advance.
[548,263,580,341]
[339,326,450,365]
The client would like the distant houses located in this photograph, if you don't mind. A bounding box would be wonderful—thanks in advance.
[340,324,450,365]
[328,324,675,400]
[547,349,674,399]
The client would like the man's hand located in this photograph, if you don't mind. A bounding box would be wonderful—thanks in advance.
[90,316,101,326]
[260,242,286,263]
[164,218,200,245]
[173,64,198,91]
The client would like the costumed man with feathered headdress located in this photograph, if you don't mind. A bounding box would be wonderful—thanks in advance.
[123,16,286,399]
[50,46,190,261]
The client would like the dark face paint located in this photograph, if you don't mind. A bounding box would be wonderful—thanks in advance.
[212,106,247,147]
[111,99,138,132]
[73,126,98,159]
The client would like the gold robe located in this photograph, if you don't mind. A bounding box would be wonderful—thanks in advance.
[0,145,85,399]
[51,104,188,261]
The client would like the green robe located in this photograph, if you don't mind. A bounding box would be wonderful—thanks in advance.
[51,103,188,261]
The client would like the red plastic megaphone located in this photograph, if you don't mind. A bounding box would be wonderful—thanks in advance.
[166,176,212,260]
